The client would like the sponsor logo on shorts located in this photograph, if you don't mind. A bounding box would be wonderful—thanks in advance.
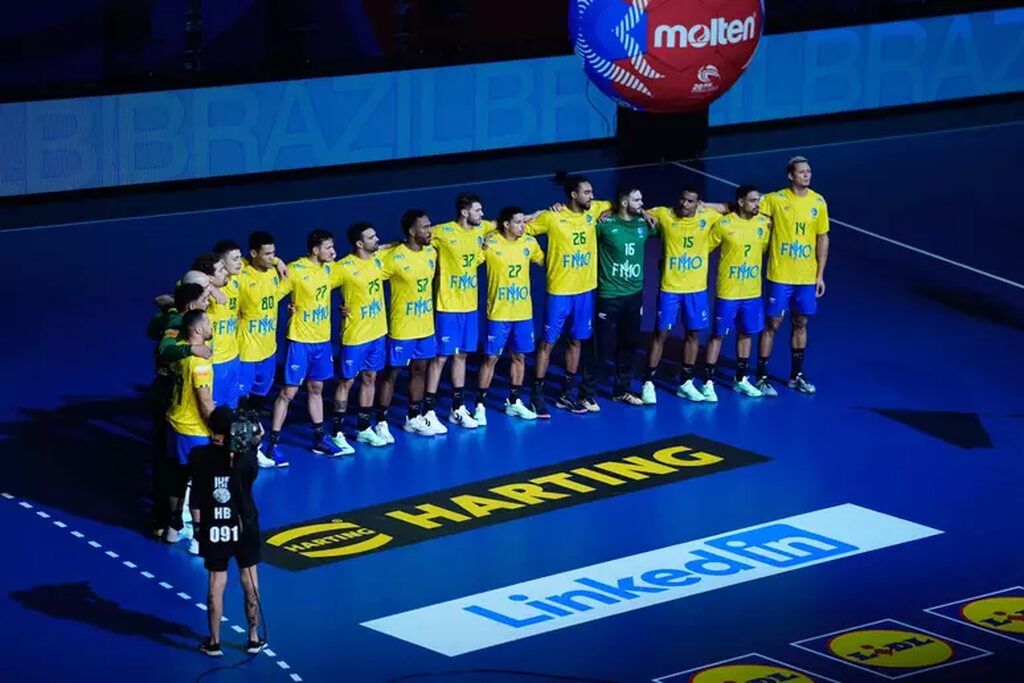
[262,435,770,570]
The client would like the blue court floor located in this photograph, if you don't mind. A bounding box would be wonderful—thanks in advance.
[0,103,1022,683]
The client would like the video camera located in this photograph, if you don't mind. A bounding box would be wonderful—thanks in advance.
[228,409,262,453]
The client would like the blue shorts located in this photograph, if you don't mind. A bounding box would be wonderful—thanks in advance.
[656,290,710,332]
[284,341,333,386]
[544,291,595,344]
[766,281,818,317]
[436,311,479,355]
[387,335,437,367]
[713,297,765,337]
[485,320,535,356]
[166,429,209,466]
[212,356,241,408]
[239,354,276,397]
[341,336,386,379]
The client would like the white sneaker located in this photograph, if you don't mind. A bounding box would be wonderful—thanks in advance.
[188,538,200,556]
[676,379,705,402]
[356,427,388,447]
[256,448,277,469]
[755,376,778,397]
[374,421,395,444]
[505,398,538,420]
[331,431,356,455]
[403,415,434,436]
[734,376,763,398]
[700,381,718,403]
[448,405,478,429]
[473,402,487,426]
[641,380,657,405]
[163,527,180,544]
[422,410,448,435]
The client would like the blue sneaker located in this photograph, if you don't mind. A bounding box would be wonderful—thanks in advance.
[265,442,289,468]
[313,434,347,457]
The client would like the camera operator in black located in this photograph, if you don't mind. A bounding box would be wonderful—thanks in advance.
[189,405,266,657]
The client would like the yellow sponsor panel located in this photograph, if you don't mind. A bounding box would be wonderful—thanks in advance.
[691,663,814,682]
[829,629,953,669]
[266,520,393,559]
[961,596,1024,634]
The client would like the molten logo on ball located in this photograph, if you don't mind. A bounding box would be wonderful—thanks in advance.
[570,0,764,112]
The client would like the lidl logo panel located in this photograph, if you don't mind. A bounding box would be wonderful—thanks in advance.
[263,435,771,570]
[363,505,941,657]
[653,652,838,683]
[792,619,990,679]
[925,586,1024,644]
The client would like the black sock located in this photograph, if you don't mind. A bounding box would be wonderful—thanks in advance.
[681,363,694,382]
[756,356,769,379]
[424,391,436,413]
[509,385,521,403]
[376,406,387,423]
[479,389,489,407]
[270,430,281,444]
[561,372,575,394]
[312,422,324,441]
[644,367,656,382]
[452,388,464,410]
[532,376,544,394]
[791,348,806,378]
[357,409,371,431]
[407,401,422,419]
[331,411,345,434]
[736,357,749,381]
[704,363,717,382]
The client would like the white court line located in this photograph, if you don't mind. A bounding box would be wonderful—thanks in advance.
[925,585,1024,611]
[2,120,1021,234]
[672,161,1024,291]
[923,586,1024,644]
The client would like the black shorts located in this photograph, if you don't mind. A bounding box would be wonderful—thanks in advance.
[202,534,261,573]
[161,460,190,499]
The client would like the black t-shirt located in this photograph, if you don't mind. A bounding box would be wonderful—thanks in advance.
[189,443,260,548]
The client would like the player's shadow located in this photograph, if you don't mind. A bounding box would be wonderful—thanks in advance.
[914,281,1024,331]
[0,389,159,534]
[10,581,203,651]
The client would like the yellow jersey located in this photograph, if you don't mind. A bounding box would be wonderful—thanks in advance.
[433,220,489,313]
[527,200,613,295]
[381,244,437,340]
[484,233,545,322]
[760,188,830,285]
[286,257,336,344]
[709,213,771,300]
[238,265,292,362]
[649,206,721,294]
[167,350,212,437]
[207,275,240,363]
[331,253,389,345]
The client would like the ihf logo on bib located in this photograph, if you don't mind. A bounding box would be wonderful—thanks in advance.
[570,0,764,112]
